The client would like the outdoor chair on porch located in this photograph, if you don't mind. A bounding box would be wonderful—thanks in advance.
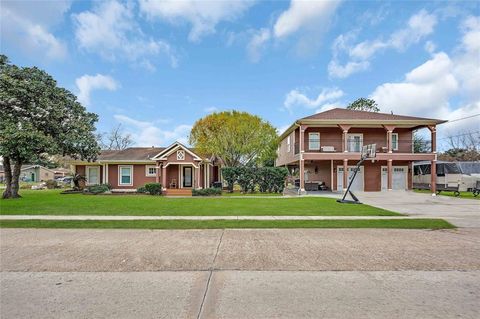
[169,179,177,189]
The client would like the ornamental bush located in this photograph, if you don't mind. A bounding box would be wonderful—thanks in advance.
[45,179,58,189]
[86,184,111,194]
[221,166,288,194]
[144,183,162,195]
[192,187,222,196]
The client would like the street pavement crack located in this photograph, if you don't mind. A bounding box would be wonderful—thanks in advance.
[196,229,225,319]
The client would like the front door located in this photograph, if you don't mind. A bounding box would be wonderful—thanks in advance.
[183,166,192,187]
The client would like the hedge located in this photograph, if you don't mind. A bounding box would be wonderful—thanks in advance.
[144,183,162,195]
[192,187,222,196]
[221,166,288,193]
[85,183,111,194]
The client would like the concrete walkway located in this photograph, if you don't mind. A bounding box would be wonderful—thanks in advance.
[0,215,447,220]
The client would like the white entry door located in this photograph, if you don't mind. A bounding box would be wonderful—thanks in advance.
[86,166,100,185]
[337,166,364,191]
[381,166,408,190]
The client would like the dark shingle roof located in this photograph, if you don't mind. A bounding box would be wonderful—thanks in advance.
[300,108,445,122]
[97,147,165,161]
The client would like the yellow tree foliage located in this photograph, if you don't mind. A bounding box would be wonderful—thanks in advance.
[189,111,278,167]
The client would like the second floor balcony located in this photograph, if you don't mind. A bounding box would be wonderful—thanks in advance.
[301,138,432,154]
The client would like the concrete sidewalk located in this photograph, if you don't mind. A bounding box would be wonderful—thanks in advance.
[0,215,447,220]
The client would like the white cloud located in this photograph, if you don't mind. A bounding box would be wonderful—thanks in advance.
[246,0,341,62]
[138,0,255,42]
[328,60,370,79]
[370,16,480,136]
[246,28,271,63]
[329,9,438,78]
[75,74,119,107]
[73,0,177,69]
[273,0,341,38]
[284,87,344,112]
[114,114,192,146]
[204,106,219,113]
[0,1,70,59]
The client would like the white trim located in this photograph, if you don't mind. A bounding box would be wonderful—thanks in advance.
[118,165,133,186]
[308,132,320,150]
[164,162,200,168]
[287,135,291,153]
[105,164,109,184]
[86,166,100,186]
[392,133,399,151]
[151,141,202,161]
[102,164,106,184]
[145,165,157,177]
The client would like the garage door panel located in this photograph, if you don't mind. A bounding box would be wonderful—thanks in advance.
[381,166,407,191]
[337,166,364,191]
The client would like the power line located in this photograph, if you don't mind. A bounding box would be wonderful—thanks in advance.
[443,114,480,124]
[437,131,480,140]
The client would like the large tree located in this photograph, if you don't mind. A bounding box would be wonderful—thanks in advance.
[347,98,380,112]
[189,111,278,167]
[0,55,99,198]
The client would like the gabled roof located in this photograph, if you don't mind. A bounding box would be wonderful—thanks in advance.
[151,141,203,161]
[299,108,445,122]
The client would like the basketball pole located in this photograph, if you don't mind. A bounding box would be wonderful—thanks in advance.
[337,144,376,204]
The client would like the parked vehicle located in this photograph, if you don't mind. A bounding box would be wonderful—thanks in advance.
[413,161,480,195]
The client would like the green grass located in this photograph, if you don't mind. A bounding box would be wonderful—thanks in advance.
[0,189,399,216]
[222,192,282,197]
[414,189,479,200]
[0,219,454,229]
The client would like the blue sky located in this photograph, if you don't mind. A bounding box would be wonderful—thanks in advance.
[1,0,479,150]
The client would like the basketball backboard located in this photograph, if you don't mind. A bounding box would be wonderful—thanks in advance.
[361,144,376,159]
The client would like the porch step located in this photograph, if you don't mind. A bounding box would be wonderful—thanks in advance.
[164,189,193,197]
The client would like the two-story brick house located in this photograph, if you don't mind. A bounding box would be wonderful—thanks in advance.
[276,108,446,193]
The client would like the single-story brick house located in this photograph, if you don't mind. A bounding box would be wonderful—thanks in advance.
[71,142,221,195]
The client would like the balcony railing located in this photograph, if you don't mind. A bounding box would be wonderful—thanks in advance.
[300,138,432,153]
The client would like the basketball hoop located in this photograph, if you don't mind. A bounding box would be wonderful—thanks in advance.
[338,143,376,204]
[361,144,376,160]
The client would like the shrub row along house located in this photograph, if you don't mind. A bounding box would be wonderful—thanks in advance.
[71,142,221,196]
[276,108,445,193]
[70,108,445,195]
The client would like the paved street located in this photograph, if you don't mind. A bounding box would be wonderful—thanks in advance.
[1,228,480,318]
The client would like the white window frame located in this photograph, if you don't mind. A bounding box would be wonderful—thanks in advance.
[392,133,399,151]
[287,135,291,152]
[177,150,185,160]
[347,133,363,152]
[308,132,320,150]
[86,166,100,185]
[145,165,157,177]
[118,165,133,186]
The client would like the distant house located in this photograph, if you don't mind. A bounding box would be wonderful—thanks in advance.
[276,108,446,193]
[69,141,222,195]
[0,165,56,182]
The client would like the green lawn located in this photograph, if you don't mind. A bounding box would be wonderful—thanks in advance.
[414,189,479,200]
[0,189,399,216]
[0,219,454,229]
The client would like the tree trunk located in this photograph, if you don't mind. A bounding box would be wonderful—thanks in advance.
[2,157,12,199]
[10,159,22,198]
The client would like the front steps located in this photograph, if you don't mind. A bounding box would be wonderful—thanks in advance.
[164,189,193,197]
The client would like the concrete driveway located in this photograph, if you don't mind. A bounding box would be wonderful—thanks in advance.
[357,191,480,227]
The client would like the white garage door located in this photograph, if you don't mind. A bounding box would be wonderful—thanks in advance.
[381,166,408,190]
[337,166,364,191]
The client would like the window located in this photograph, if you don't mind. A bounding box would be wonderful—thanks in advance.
[146,165,157,177]
[309,132,320,150]
[177,150,185,160]
[347,134,363,152]
[392,133,398,151]
[119,165,133,185]
[287,136,291,152]
[86,166,100,185]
